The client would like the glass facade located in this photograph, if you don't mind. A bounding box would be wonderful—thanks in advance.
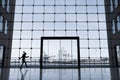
[4,20,8,34]
[7,0,10,12]
[116,45,120,66]
[114,0,119,8]
[1,0,10,12]
[0,15,9,34]
[2,0,5,8]
[0,16,3,32]
[109,0,113,12]
[0,46,4,66]
[109,0,120,12]
[111,15,120,34]
[117,15,120,32]
[11,0,109,65]
[112,19,116,34]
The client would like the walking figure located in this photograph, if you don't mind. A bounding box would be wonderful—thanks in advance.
[19,51,29,69]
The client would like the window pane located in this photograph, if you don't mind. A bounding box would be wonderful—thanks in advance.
[87,0,96,5]
[66,22,76,30]
[66,6,75,13]
[88,22,98,30]
[55,14,65,21]
[33,31,43,39]
[55,22,65,30]
[80,49,88,57]
[77,14,87,21]
[89,31,99,39]
[15,6,22,13]
[116,45,120,66]
[34,14,43,21]
[66,0,75,5]
[66,31,76,36]
[34,6,43,13]
[117,15,120,32]
[88,14,97,21]
[0,46,4,65]
[80,40,88,48]
[55,31,65,36]
[0,16,3,32]
[87,6,97,13]
[77,6,86,13]
[21,31,31,39]
[24,0,33,5]
[45,6,54,13]
[2,0,5,8]
[77,31,88,39]
[33,22,43,30]
[13,31,21,39]
[55,6,65,13]
[55,0,64,5]
[77,22,87,30]
[45,0,54,5]
[32,40,40,48]
[7,0,10,12]
[23,6,33,13]
[44,31,54,36]
[112,20,116,34]
[21,40,31,48]
[4,20,8,34]
[22,22,32,30]
[44,14,54,21]
[66,14,76,21]
[34,0,43,5]
[12,40,20,48]
[23,14,32,21]
[44,22,54,30]
[89,40,99,48]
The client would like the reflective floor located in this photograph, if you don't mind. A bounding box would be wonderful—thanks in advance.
[0,68,120,80]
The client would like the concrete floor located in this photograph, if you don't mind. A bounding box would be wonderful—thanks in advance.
[1,67,118,80]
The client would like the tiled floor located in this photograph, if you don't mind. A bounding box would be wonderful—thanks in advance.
[1,68,120,80]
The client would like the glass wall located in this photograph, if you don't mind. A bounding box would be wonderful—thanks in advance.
[116,45,120,66]
[109,0,120,12]
[4,20,8,34]
[0,15,3,32]
[111,15,120,34]
[112,19,116,34]
[109,0,113,12]
[42,39,78,68]
[117,15,120,32]
[7,0,10,12]
[0,46,4,66]
[0,15,9,34]
[1,0,11,12]
[2,0,5,8]
[11,0,109,66]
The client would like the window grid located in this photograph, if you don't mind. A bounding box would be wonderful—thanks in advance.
[11,0,109,63]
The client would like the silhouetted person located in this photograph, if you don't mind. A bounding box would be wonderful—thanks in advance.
[19,51,29,69]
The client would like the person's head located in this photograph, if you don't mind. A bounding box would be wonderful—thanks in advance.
[23,51,26,55]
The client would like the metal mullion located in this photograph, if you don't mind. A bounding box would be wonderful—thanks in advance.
[96,0,102,61]
[19,0,24,57]
[86,0,90,62]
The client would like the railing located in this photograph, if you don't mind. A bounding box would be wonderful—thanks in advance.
[10,57,110,68]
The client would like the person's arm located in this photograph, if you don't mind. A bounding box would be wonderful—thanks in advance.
[19,55,23,59]
[26,56,29,58]
[19,57,21,60]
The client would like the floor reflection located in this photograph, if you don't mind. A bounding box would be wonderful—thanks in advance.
[20,69,28,80]
[0,67,120,80]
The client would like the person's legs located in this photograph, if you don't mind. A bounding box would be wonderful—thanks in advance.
[20,62,24,69]
[24,61,28,68]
